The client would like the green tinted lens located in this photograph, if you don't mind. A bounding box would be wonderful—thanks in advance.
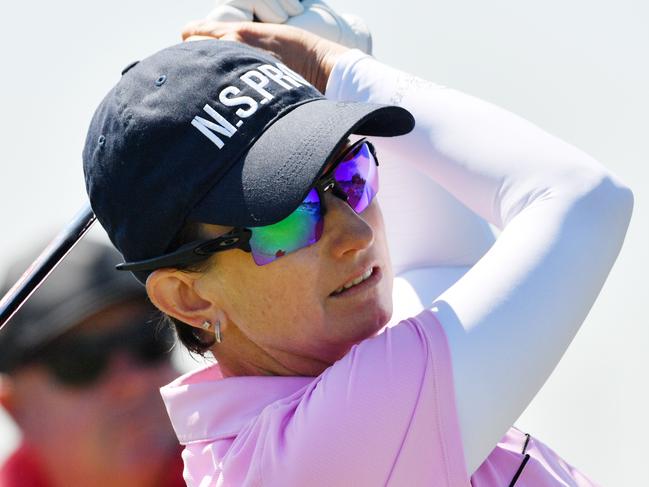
[249,188,323,265]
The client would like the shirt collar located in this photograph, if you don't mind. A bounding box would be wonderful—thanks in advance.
[160,362,312,444]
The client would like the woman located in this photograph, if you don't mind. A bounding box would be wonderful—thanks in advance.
[82,21,633,486]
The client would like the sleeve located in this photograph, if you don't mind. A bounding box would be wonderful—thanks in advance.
[325,54,496,277]
[325,50,634,473]
[220,313,471,487]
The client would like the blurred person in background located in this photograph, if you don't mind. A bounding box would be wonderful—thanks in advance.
[0,239,184,487]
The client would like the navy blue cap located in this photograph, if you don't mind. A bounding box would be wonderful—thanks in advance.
[83,40,414,283]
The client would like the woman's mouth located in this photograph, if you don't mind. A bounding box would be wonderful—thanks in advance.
[330,266,379,297]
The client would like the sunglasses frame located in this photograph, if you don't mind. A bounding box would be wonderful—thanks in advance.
[118,138,378,273]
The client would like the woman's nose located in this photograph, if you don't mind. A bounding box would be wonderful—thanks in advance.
[322,191,374,258]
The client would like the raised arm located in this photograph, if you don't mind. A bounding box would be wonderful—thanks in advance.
[185,8,496,280]
[326,49,633,472]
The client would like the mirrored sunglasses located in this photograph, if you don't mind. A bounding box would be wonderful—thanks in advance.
[119,138,379,271]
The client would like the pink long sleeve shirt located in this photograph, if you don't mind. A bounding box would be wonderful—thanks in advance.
[161,311,597,486]
[158,46,629,486]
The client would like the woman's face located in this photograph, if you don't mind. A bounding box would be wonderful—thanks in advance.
[193,192,394,377]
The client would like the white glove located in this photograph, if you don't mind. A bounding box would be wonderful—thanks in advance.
[206,0,372,54]
[206,0,304,23]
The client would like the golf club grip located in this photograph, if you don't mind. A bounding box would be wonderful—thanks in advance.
[0,203,97,331]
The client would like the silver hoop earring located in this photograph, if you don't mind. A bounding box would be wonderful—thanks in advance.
[214,320,222,344]
[201,320,211,331]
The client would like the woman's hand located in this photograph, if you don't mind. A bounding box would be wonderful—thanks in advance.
[182,20,349,93]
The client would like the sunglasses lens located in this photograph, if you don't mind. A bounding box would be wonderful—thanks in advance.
[40,323,171,387]
[135,328,173,364]
[334,141,378,214]
[249,188,323,265]
[247,141,378,266]
[46,346,109,386]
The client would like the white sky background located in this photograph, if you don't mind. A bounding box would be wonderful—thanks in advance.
[0,1,647,484]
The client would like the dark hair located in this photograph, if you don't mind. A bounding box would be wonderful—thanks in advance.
[160,222,216,355]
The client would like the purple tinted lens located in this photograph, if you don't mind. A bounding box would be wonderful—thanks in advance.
[333,142,378,214]
[249,188,323,265]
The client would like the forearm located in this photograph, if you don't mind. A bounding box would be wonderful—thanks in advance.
[326,50,629,227]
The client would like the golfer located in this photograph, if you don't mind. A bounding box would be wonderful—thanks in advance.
[82,21,632,486]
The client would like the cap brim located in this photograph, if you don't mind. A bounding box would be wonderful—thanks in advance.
[189,99,415,227]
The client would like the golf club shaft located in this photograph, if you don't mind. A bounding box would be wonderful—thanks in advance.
[0,203,96,331]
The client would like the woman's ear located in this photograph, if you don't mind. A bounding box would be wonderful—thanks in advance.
[146,269,216,330]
